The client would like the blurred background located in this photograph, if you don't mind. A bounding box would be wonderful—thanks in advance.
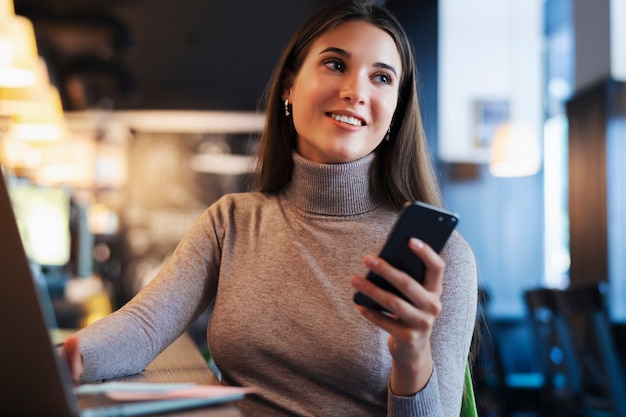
[1,0,625,416]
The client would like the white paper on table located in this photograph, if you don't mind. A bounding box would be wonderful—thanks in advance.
[76,382,254,401]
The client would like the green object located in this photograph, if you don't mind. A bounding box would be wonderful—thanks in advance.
[460,362,478,417]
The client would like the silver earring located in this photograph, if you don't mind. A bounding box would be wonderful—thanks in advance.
[384,128,391,141]
[284,99,290,117]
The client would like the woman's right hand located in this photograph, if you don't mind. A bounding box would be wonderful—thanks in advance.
[350,237,445,396]
[57,335,84,381]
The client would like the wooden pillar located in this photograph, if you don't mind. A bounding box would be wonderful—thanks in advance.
[566,81,608,284]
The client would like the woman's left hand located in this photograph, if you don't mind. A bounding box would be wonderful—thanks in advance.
[350,237,444,396]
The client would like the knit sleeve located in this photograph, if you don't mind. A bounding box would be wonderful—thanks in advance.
[388,369,442,415]
[76,208,222,382]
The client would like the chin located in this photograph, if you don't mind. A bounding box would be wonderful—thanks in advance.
[299,141,373,164]
[328,153,368,164]
[336,145,376,162]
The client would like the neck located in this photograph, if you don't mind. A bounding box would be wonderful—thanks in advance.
[282,152,382,216]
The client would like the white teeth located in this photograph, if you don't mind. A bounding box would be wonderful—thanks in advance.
[330,113,363,126]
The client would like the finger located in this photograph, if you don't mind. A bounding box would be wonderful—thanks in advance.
[356,303,398,328]
[351,271,436,329]
[63,335,84,381]
[360,254,439,316]
[355,302,433,337]
[350,259,418,315]
[408,238,444,294]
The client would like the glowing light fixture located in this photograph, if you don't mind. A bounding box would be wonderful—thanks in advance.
[0,0,16,55]
[489,122,541,177]
[0,7,39,88]
[0,59,66,142]
[8,86,65,142]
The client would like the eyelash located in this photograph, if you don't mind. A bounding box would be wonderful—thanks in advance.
[323,59,344,72]
[322,59,393,86]
[374,73,392,85]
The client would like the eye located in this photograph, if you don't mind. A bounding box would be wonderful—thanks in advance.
[323,59,345,72]
[373,72,392,86]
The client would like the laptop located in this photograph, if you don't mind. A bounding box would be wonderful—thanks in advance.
[0,167,242,416]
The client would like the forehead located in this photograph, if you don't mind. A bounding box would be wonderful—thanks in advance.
[308,20,402,69]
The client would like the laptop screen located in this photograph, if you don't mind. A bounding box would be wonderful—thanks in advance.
[0,165,80,417]
[7,178,71,267]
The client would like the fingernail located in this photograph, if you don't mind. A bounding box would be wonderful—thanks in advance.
[365,255,379,267]
[410,238,424,249]
[351,276,364,289]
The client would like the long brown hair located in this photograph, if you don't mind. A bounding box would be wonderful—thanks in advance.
[255,0,443,209]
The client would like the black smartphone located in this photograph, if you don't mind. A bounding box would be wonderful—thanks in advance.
[353,201,459,311]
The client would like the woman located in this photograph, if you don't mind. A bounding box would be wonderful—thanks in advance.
[62,1,477,416]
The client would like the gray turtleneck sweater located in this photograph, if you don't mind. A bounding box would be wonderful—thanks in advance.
[76,152,477,417]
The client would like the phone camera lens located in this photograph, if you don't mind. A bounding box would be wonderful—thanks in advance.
[438,216,443,222]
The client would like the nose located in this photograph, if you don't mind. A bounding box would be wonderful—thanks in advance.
[339,73,367,104]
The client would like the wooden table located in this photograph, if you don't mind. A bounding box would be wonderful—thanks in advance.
[79,333,244,417]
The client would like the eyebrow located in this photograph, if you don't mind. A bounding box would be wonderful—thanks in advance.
[319,46,398,77]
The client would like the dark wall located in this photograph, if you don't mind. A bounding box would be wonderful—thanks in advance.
[109,0,327,110]
[16,0,328,111]
[387,0,439,157]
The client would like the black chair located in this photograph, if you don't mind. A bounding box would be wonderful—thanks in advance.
[552,282,626,417]
[524,288,580,416]
[473,287,549,417]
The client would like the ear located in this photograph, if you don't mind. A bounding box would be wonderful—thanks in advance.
[282,72,294,101]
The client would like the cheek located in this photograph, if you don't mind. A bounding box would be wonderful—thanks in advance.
[291,111,308,138]
[291,71,326,104]
[374,96,398,127]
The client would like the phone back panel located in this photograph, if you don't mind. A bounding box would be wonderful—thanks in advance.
[353,201,458,310]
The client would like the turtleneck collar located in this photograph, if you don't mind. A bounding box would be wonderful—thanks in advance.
[282,152,383,216]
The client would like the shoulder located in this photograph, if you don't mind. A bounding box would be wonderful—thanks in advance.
[207,191,274,216]
[439,231,478,325]
[200,191,281,229]
[442,231,476,271]
[213,190,270,206]
[440,231,478,294]
[183,192,276,245]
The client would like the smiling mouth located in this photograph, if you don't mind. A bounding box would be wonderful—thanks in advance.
[327,113,365,126]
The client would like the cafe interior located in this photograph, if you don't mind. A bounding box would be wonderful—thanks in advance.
[1,0,625,415]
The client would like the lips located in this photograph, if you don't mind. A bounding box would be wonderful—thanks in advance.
[327,112,366,126]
